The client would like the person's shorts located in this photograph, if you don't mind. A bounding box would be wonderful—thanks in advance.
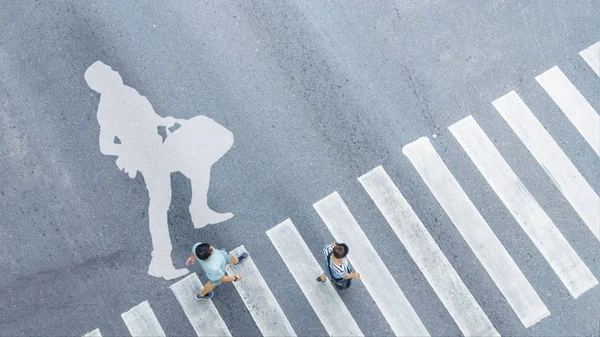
[207,249,231,286]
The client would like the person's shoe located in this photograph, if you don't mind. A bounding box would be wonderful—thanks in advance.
[236,252,249,264]
[195,291,214,301]
[316,276,326,282]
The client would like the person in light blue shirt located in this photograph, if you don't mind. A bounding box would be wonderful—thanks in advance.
[186,242,249,300]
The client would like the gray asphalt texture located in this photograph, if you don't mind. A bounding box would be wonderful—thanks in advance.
[1,1,599,336]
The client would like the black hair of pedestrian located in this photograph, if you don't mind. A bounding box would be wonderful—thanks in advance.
[195,243,212,260]
[333,243,349,258]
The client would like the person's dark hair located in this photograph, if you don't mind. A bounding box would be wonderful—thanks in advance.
[195,243,212,260]
[333,243,349,258]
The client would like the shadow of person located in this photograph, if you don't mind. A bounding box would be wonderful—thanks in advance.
[85,60,234,280]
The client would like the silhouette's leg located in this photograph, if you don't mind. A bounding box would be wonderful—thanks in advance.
[188,166,233,229]
[145,171,189,280]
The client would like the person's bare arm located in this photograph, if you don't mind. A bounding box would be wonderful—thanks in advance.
[347,272,361,280]
[185,253,195,266]
[217,274,244,283]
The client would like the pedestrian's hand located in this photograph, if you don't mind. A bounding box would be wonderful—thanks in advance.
[355,273,361,280]
[185,257,195,266]
[235,274,243,281]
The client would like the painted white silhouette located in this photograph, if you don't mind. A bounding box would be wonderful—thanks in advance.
[85,61,234,280]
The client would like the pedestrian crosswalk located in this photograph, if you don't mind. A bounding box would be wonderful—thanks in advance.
[580,42,600,77]
[314,192,430,337]
[121,301,166,337]
[84,41,599,337]
[493,91,600,241]
[403,137,549,329]
[169,273,231,336]
[267,219,364,336]
[82,329,102,337]
[359,166,500,336]
[226,246,296,337]
[535,66,599,156]
[449,116,598,299]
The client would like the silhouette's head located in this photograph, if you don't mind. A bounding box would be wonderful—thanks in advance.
[84,60,123,93]
[195,243,213,261]
[333,243,348,258]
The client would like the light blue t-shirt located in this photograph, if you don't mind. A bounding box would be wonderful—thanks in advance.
[192,243,227,283]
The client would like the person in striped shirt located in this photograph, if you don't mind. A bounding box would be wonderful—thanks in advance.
[316,242,360,289]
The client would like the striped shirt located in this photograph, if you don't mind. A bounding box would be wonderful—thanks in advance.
[323,244,349,279]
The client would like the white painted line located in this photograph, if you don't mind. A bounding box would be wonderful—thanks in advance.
[403,137,547,328]
[314,193,430,337]
[121,301,166,337]
[579,42,600,76]
[266,219,363,337]
[450,116,598,299]
[536,66,600,155]
[493,91,600,240]
[359,166,500,334]
[226,245,297,337]
[169,273,232,337]
[83,329,102,337]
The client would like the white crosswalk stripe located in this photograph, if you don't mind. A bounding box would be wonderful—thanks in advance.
[169,273,232,337]
[535,66,600,155]
[314,192,430,337]
[403,137,548,328]
[450,116,598,299]
[580,41,600,76]
[82,329,102,337]
[359,166,500,335]
[121,300,166,337]
[226,246,296,337]
[266,219,363,337]
[493,91,600,241]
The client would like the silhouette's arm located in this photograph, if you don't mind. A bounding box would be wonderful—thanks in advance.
[98,128,121,156]
[139,95,179,127]
[160,115,178,128]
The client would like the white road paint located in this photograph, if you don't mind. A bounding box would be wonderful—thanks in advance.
[403,137,547,327]
[450,116,598,299]
[121,301,166,337]
[82,329,102,337]
[313,193,430,337]
[85,61,234,280]
[226,246,296,337]
[493,91,600,241]
[359,166,500,335]
[266,219,363,337]
[535,66,599,155]
[579,42,600,76]
[169,273,232,337]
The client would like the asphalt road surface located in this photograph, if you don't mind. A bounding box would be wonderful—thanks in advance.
[1,1,599,336]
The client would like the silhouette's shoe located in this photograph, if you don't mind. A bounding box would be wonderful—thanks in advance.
[192,209,234,229]
[148,256,189,280]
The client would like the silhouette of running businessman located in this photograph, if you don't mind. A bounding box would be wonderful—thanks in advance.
[85,61,234,280]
